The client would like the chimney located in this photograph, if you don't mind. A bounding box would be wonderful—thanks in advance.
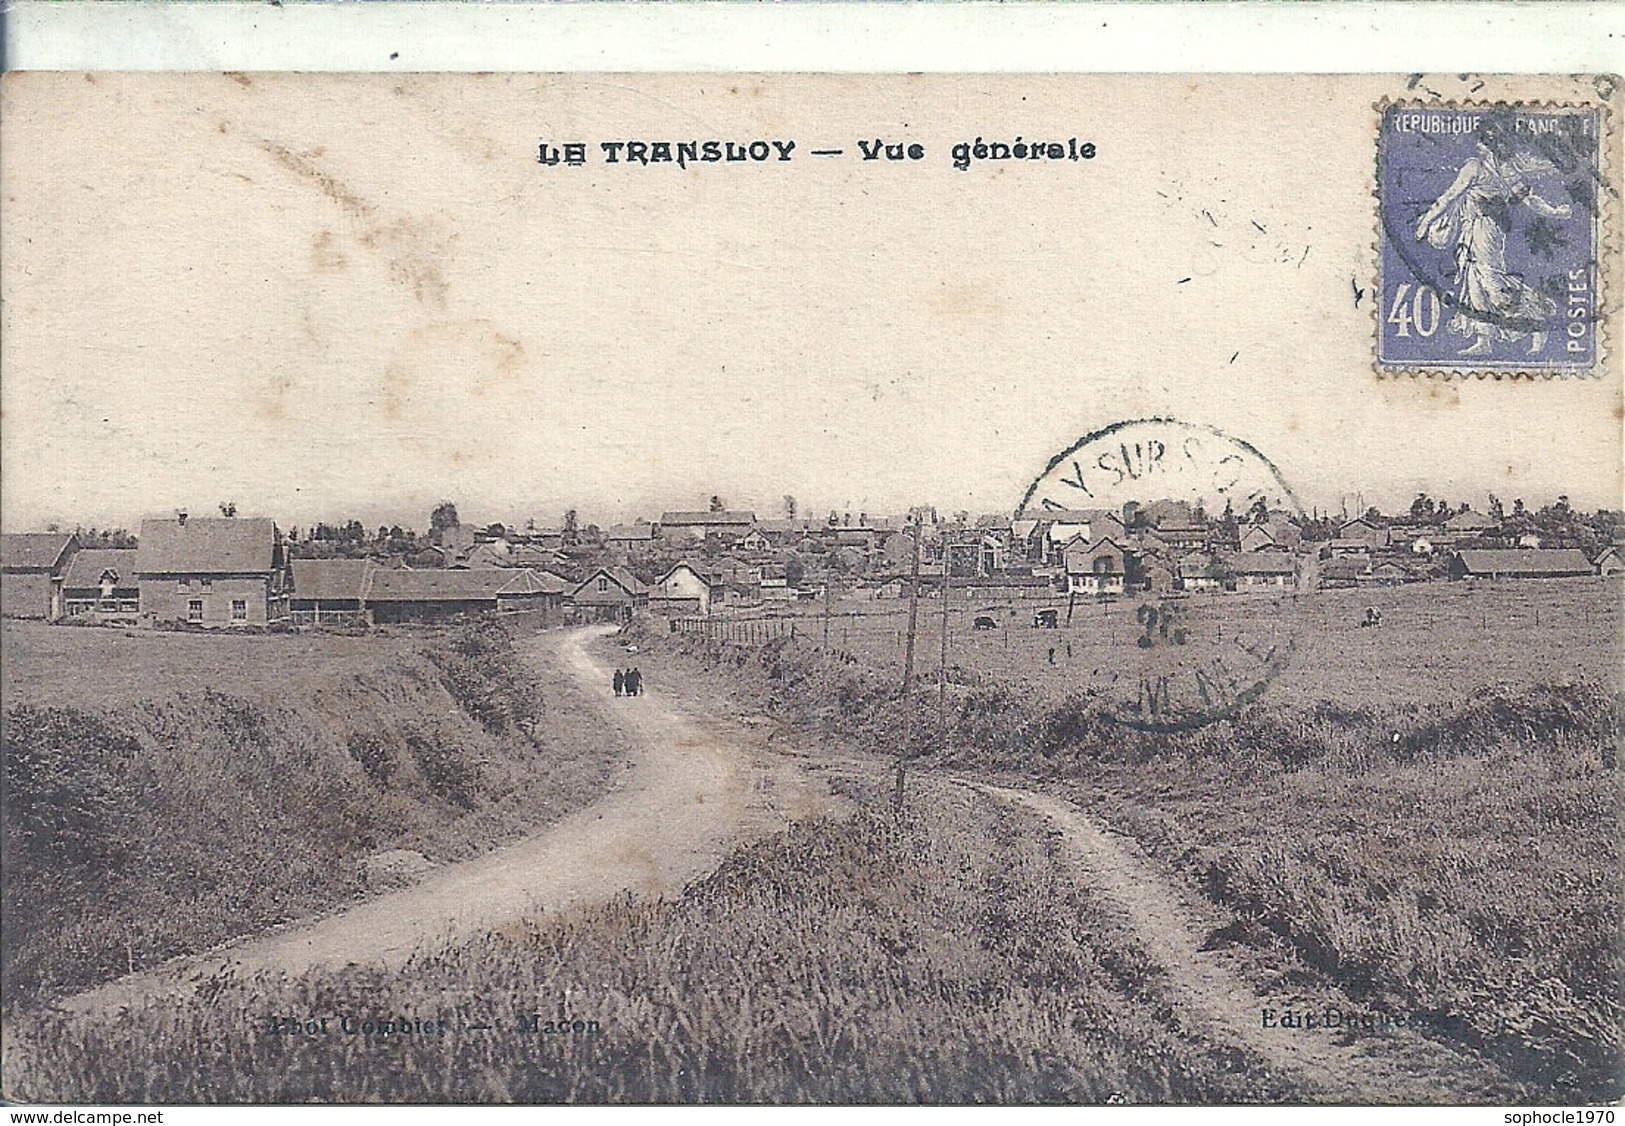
[176,509,189,527]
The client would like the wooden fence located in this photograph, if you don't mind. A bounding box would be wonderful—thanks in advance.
[670,616,798,645]
[289,609,367,628]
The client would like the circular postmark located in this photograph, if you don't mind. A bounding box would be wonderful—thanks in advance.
[1018,418,1303,732]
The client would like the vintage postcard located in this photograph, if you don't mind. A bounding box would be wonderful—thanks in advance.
[1,72,1620,1108]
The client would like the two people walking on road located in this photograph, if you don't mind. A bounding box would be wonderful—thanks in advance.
[613,667,643,697]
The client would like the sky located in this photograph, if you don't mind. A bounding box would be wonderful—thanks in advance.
[3,72,1620,534]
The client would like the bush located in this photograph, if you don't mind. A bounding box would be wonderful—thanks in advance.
[424,621,545,739]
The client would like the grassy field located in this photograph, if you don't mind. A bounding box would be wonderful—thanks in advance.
[1,619,627,1006]
[6,778,1295,1105]
[3,621,433,710]
[636,578,1624,1101]
[5,578,1617,1103]
[773,578,1621,710]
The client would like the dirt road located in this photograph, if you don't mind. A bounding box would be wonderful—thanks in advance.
[61,626,836,1015]
[964,779,1518,1103]
[44,627,1514,1101]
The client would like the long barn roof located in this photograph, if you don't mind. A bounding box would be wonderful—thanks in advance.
[367,567,566,602]
[1,532,76,571]
[1453,549,1593,576]
[659,510,758,526]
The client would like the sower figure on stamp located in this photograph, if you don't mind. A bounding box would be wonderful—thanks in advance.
[1413,122,1572,357]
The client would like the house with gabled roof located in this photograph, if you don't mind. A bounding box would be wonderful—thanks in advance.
[650,562,713,616]
[1043,510,1127,565]
[604,523,659,548]
[508,542,571,570]
[736,528,773,555]
[1338,516,1390,551]
[61,548,140,617]
[659,511,758,546]
[1239,525,1280,553]
[1593,545,1625,577]
[1,532,79,620]
[1319,555,1372,588]
[135,515,289,627]
[453,541,512,570]
[1229,552,1297,590]
[1178,551,1225,592]
[1444,508,1499,535]
[1262,517,1303,552]
[570,566,650,623]
[1063,535,1129,596]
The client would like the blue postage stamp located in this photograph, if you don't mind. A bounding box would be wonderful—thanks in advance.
[1377,103,1605,377]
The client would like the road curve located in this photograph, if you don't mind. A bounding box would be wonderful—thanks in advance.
[59,626,831,1015]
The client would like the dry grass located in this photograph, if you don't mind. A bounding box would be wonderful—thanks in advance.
[635,585,1624,1101]
[1,620,626,1006]
[6,781,1294,1105]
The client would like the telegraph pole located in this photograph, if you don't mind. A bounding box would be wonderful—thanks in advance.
[894,514,922,813]
[938,531,951,737]
[823,572,832,649]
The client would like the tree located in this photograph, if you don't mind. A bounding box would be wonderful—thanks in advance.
[709,495,726,513]
[784,554,806,587]
[1409,494,1436,523]
[782,495,798,520]
[563,509,579,545]
[1488,494,1505,522]
[218,500,237,517]
[430,502,460,544]
[1246,496,1270,525]
[1216,499,1239,548]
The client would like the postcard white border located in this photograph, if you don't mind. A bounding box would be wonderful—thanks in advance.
[2,0,1622,75]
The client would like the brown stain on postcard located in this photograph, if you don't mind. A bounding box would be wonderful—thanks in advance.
[260,140,455,308]
[379,320,529,423]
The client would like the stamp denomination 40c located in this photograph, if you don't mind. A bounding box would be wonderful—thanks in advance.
[1377,101,1607,378]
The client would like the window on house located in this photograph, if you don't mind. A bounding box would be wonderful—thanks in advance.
[200,578,213,592]
[598,577,608,592]
[231,599,247,622]
[177,577,190,591]
[187,599,204,622]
